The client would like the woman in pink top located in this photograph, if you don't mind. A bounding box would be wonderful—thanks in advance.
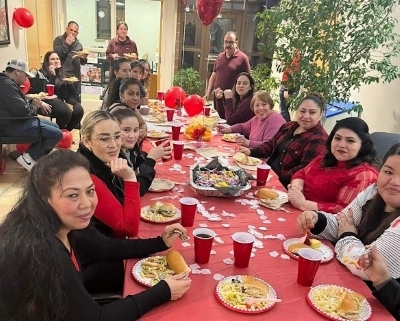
[217,91,286,148]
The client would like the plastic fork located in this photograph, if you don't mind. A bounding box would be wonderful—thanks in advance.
[300,231,311,246]
[167,229,189,241]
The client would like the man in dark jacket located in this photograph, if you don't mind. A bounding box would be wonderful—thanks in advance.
[53,21,88,102]
[0,59,62,171]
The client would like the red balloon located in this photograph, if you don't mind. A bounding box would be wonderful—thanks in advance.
[57,129,73,149]
[197,0,224,27]
[16,143,30,154]
[165,86,186,109]
[20,78,30,94]
[183,95,205,116]
[13,8,35,28]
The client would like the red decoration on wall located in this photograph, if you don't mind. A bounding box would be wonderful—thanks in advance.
[196,0,224,27]
[165,86,187,109]
[13,8,35,28]
[57,129,73,149]
[183,95,205,116]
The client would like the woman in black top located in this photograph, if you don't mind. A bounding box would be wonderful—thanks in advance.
[0,149,191,321]
[40,50,84,131]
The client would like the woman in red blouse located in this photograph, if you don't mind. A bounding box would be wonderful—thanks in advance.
[288,117,379,212]
[77,110,140,238]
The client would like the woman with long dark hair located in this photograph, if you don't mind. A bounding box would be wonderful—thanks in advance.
[214,72,255,125]
[39,50,84,131]
[288,117,379,212]
[0,149,191,321]
[297,143,400,282]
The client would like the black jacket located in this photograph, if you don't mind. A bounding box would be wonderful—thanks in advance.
[0,73,38,132]
[373,278,400,320]
[53,34,87,79]
[39,68,79,102]
[61,227,170,321]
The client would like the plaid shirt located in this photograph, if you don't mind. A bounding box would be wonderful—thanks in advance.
[250,121,328,186]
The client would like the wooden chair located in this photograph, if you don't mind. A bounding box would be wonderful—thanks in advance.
[0,116,44,171]
[370,132,400,160]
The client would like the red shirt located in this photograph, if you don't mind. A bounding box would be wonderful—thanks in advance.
[213,49,250,90]
[292,155,378,213]
[106,36,138,62]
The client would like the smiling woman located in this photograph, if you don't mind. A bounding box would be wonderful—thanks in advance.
[289,117,380,212]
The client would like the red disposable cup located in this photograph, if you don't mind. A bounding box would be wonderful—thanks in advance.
[171,123,182,140]
[179,197,198,227]
[166,108,175,122]
[256,164,271,186]
[46,84,55,96]
[193,228,216,264]
[297,248,322,286]
[157,91,165,101]
[231,232,255,268]
[155,138,171,162]
[203,106,211,116]
[173,141,184,160]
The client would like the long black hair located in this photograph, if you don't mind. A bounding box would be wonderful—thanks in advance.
[232,72,254,108]
[109,57,130,83]
[106,77,144,108]
[0,150,90,321]
[322,117,379,169]
[41,50,64,78]
[358,143,400,244]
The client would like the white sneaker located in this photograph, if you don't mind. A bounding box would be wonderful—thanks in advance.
[16,153,36,171]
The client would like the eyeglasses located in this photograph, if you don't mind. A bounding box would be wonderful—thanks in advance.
[92,134,125,147]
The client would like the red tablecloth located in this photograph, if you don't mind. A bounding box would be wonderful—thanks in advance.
[123,134,394,321]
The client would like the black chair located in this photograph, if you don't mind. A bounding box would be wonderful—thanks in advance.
[370,132,400,160]
[0,116,44,171]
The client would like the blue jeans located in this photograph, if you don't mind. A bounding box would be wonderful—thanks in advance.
[13,118,62,160]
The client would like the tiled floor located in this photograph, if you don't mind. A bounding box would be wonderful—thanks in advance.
[0,98,101,222]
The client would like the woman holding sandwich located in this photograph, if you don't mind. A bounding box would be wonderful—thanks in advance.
[0,149,191,321]
[296,143,400,285]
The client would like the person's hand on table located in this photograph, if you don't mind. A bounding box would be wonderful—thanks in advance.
[296,211,318,233]
[148,140,171,161]
[216,124,230,134]
[288,188,307,209]
[161,223,188,247]
[108,158,137,182]
[235,135,249,147]
[337,209,358,236]
[164,274,191,300]
[223,89,233,99]
[236,146,250,156]
[359,245,391,286]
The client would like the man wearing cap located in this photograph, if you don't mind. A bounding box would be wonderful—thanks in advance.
[53,21,88,102]
[0,59,62,171]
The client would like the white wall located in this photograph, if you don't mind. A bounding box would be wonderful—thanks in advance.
[0,0,27,67]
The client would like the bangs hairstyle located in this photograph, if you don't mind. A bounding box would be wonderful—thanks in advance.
[358,143,400,245]
[232,72,255,107]
[300,92,326,112]
[110,106,138,123]
[322,117,379,168]
[250,90,274,112]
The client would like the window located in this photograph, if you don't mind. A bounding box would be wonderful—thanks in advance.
[96,0,125,40]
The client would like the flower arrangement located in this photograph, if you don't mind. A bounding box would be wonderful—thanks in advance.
[185,125,212,141]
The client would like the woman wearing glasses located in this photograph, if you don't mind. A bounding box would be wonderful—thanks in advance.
[77,110,141,239]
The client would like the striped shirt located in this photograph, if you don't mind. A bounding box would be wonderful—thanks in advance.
[311,184,400,280]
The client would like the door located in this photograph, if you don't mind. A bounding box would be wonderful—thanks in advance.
[181,10,243,82]
[25,0,54,69]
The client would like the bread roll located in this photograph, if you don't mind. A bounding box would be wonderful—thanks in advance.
[159,203,176,217]
[287,242,311,254]
[241,276,269,298]
[166,249,191,274]
[149,202,161,212]
[256,188,279,200]
[337,292,365,320]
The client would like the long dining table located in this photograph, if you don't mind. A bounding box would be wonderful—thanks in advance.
[122,114,394,321]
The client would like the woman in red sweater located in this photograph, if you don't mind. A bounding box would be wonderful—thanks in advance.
[288,117,379,212]
[77,110,140,238]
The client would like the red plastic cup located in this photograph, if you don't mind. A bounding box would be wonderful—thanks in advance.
[46,84,55,96]
[166,108,175,122]
[256,164,271,186]
[171,123,182,140]
[179,197,198,227]
[193,228,216,264]
[231,232,255,268]
[155,138,171,162]
[157,91,165,101]
[203,106,211,116]
[297,248,323,286]
[173,141,184,160]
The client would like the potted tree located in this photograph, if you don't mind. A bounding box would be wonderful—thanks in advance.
[173,67,205,95]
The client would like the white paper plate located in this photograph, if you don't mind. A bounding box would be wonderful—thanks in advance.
[140,205,181,223]
[282,238,334,263]
[132,256,174,287]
